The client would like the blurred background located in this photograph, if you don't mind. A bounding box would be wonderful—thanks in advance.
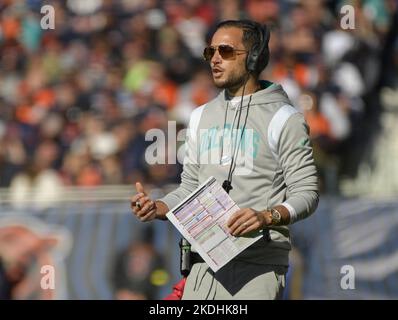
[0,0,397,299]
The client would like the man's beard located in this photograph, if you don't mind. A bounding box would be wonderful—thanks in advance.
[214,71,247,90]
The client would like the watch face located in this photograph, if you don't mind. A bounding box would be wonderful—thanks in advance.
[271,209,281,224]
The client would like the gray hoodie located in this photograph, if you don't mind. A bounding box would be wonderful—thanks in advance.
[160,81,319,266]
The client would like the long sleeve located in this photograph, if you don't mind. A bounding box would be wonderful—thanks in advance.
[277,112,319,223]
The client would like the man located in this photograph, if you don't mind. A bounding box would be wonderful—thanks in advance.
[131,19,319,300]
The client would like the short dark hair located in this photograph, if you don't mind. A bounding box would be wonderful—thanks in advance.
[214,19,270,75]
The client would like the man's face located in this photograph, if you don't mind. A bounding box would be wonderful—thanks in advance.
[209,27,248,90]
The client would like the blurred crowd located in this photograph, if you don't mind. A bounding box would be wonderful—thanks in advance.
[0,0,397,201]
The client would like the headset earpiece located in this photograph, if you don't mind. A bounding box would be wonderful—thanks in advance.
[246,23,270,73]
[246,42,261,72]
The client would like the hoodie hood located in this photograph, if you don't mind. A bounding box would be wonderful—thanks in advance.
[218,80,291,109]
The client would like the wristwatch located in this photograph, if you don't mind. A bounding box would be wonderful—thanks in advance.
[270,208,282,226]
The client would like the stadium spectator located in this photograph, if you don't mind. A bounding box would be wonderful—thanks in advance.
[0,0,397,198]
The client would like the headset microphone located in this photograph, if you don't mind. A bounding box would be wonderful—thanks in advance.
[222,180,233,193]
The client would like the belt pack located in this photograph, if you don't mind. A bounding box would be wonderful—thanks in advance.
[179,238,205,276]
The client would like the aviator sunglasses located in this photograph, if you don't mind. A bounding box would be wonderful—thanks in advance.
[203,45,247,61]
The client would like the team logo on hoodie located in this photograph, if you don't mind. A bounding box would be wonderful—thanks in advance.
[198,124,260,175]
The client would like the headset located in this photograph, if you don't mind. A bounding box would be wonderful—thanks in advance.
[221,21,270,194]
[245,21,271,74]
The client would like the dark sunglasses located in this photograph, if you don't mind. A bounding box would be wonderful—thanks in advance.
[203,45,247,61]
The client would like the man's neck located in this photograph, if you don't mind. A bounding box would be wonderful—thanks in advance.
[226,76,260,97]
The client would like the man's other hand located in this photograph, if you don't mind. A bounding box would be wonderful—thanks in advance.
[130,182,157,222]
[227,208,270,236]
